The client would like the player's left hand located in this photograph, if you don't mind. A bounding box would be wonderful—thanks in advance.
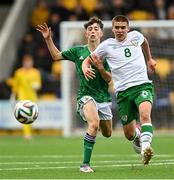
[147,58,157,72]
[36,23,51,40]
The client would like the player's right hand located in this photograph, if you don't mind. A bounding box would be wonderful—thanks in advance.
[147,58,157,73]
[84,66,96,81]
[82,58,96,81]
[36,23,51,39]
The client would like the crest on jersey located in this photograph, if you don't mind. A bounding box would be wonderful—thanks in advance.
[131,39,138,46]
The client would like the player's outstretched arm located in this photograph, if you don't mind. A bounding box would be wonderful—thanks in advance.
[36,23,64,61]
[82,57,96,81]
[142,38,157,72]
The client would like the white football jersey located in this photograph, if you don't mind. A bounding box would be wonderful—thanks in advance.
[92,30,151,93]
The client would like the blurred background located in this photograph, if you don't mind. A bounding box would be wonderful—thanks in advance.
[0,0,174,137]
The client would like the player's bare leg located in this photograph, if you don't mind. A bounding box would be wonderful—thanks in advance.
[80,100,99,173]
[132,124,141,154]
[123,120,141,154]
[99,120,112,137]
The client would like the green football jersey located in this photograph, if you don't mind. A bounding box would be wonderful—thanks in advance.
[61,45,111,103]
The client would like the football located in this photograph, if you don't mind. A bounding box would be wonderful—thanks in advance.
[14,100,39,124]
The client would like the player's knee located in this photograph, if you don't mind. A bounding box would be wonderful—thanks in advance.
[140,111,151,123]
[89,123,99,133]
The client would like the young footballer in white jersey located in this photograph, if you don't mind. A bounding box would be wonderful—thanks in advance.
[82,15,157,165]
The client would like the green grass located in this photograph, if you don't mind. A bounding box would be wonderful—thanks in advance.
[0,134,174,179]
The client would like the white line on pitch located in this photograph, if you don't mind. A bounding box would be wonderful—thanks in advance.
[0,154,174,158]
[0,159,174,165]
[0,162,174,171]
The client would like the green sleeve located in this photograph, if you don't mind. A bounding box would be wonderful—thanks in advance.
[61,47,77,62]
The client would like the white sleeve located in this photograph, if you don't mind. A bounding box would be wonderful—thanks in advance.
[134,30,145,46]
[91,41,107,60]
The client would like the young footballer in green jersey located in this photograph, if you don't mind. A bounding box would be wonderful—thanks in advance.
[36,17,113,173]
[82,15,157,165]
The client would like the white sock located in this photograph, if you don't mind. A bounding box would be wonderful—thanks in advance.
[140,132,152,155]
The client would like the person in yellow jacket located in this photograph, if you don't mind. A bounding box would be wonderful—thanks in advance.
[12,54,41,140]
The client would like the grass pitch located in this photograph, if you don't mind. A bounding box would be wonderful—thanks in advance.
[0,133,174,179]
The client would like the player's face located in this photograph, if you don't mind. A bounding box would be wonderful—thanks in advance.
[112,21,129,42]
[23,57,34,69]
[85,23,103,42]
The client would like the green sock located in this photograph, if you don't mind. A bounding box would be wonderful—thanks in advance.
[83,133,96,165]
[141,124,153,134]
[83,140,95,164]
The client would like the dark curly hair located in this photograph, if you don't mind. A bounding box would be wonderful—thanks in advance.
[84,16,104,30]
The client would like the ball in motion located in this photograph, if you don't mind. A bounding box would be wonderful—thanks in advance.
[14,100,39,124]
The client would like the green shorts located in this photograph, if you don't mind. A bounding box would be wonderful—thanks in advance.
[116,83,154,125]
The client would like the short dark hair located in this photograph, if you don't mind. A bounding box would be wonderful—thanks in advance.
[84,16,104,30]
[112,15,129,26]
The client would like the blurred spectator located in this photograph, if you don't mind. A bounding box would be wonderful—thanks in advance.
[149,71,167,128]
[168,61,174,123]
[149,59,173,128]
[80,0,97,15]
[167,5,174,19]
[48,13,61,47]
[154,5,174,39]
[62,0,77,11]
[166,0,174,8]
[50,0,71,21]
[51,61,61,81]
[154,0,167,19]
[131,0,155,12]
[166,60,174,92]
[72,1,89,20]
[30,0,49,28]
[93,0,111,20]
[109,0,130,18]
[17,32,37,61]
[68,13,78,21]
[35,47,52,73]
[128,0,155,20]
[128,10,155,20]
[11,54,41,140]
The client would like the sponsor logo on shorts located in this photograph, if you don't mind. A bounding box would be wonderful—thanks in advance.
[141,90,148,98]
[121,115,128,122]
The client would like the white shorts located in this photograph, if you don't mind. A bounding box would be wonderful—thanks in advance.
[77,96,113,121]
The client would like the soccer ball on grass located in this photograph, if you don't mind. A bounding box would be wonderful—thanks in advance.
[14,100,39,124]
